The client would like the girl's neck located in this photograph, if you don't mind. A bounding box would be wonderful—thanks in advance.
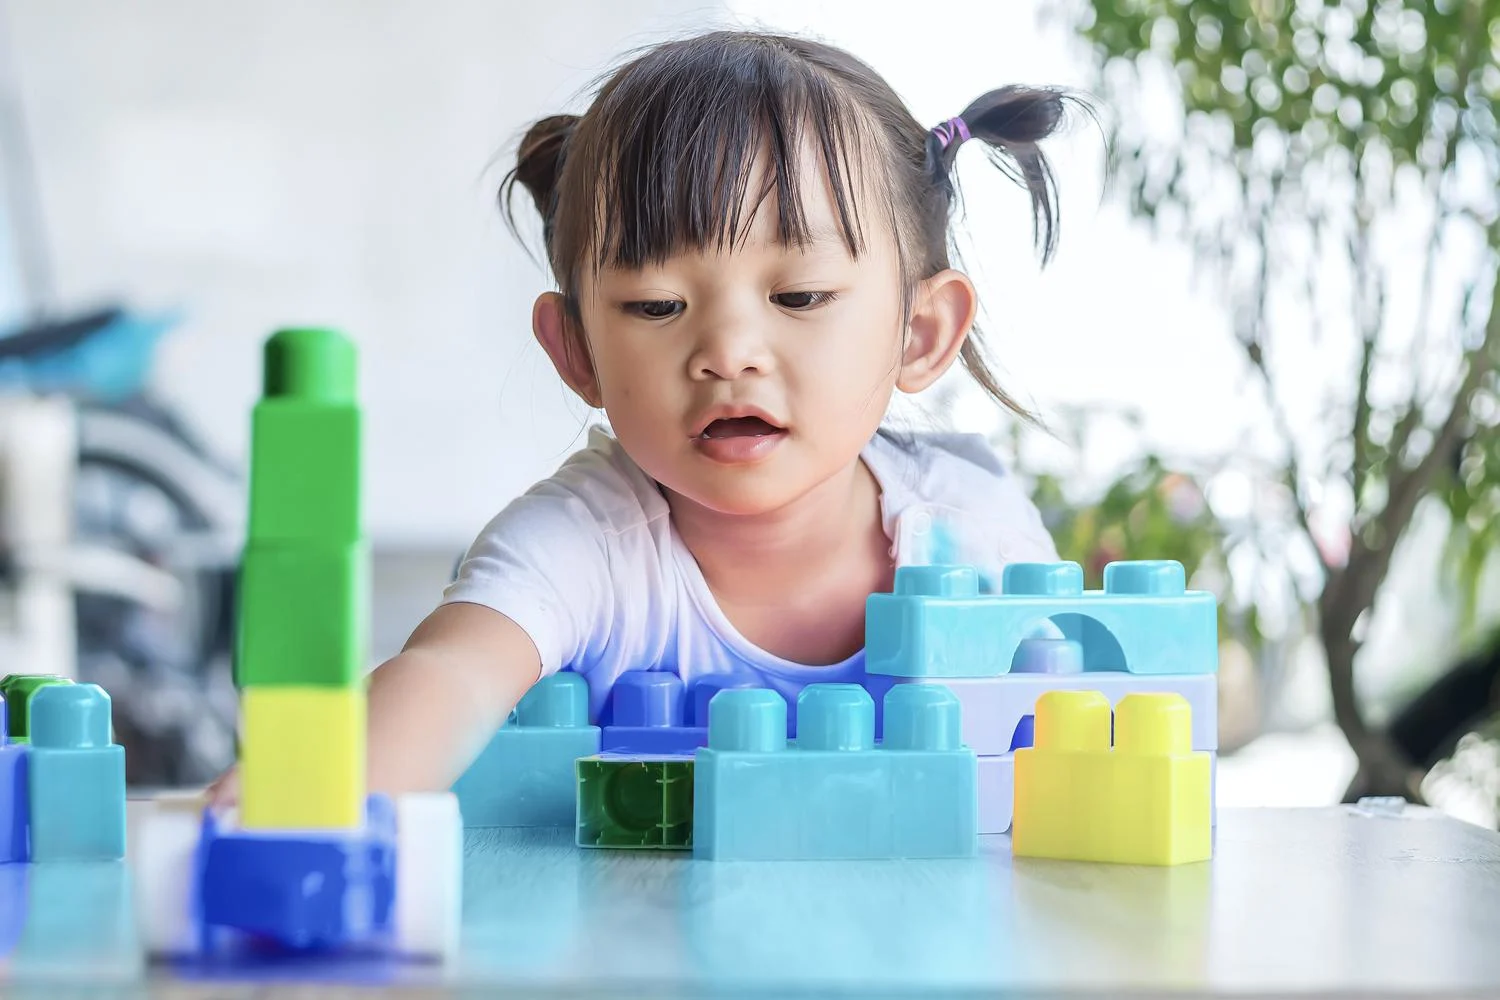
[665,458,889,607]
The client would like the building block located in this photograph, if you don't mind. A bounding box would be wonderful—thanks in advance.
[240,685,366,830]
[452,672,601,828]
[130,795,204,956]
[247,328,360,545]
[234,543,369,688]
[27,683,126,861]
[866,560,1218,678]
[693,683,977,861]
[598,671,756,755]
[1012,690,1211,866]
[0,695,28,862]
[977,754,1013,835]
[577,754,693,849]
[198,796,396,951]
[392,792,463,961]
[0,674,73,743]
[891,651,1218,755]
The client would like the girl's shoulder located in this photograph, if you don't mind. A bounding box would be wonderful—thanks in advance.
[520,424,669,533]
[866,429,1058,572]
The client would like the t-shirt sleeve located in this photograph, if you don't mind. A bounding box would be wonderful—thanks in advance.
[440,483,614,677]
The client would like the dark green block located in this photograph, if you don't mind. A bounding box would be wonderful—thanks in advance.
[249,401,360,544]
[576,755,693,850]
[0,675,73,743]
[234,542,369,687]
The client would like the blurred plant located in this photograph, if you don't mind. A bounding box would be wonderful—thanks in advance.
[1063,0,1500,801]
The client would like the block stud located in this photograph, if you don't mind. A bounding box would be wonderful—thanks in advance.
[1002,562,1084,597]
[514,672,590,728]
[1033,690,1110,752]
[1113,693,1192,756]
[1103,560,1186,596]
[264,328,356,402]
[30,683,112,749]
[708,688,786,753]
[1011,636,1084,674]
[882,684,961,751]
[796,684,874,752]
[609,672,683,728]
[894,565,978,598]
[688,675,762,727]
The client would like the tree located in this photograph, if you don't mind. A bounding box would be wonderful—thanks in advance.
[1067,0,1500,800]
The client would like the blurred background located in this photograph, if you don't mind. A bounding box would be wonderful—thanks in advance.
[0,0,1495,823]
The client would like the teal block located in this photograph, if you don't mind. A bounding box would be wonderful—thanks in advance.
[866,560,1218,678]
[693,684,977,861]
[27,684,126,861]
[452,673,600,828]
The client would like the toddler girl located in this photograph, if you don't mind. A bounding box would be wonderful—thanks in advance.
[217,28,1077,800]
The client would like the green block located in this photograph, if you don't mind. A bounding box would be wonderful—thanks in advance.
[576,755,693,850]
[0,674,74,743]
[234,542,369,687]
[249,401,360,544]
[248,328,360,545]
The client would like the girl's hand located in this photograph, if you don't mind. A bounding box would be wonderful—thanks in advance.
[206,764,239,808]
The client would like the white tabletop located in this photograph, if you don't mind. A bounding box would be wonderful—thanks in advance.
[5,803,1499,997]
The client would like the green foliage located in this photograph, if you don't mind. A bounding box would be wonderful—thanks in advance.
[1069,0,1500,634]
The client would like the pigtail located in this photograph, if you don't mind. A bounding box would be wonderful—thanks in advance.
[500,114,580,255]
[927,86,1083,266]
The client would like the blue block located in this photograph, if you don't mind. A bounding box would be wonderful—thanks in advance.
[197,795,396,952]
[452,672,601,828]
[27,684,125,861]
[0,695,29,863]
[0,863,25,957]
[866,560,1218,678]
[694,684,977,861]
[599,671,712,755]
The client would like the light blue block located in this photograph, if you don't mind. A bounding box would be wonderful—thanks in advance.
[866,560,1218,678]
[27,684,126,861]
[452,672,601,828]
[694,684,977,861]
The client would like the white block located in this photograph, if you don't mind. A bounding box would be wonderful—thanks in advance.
[902,673,1219,756]
[978,755,1014,835]
[394,792,463,962]
[129,796,205,956]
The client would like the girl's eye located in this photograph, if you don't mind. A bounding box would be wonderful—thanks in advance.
[624,300,684,319]
[773,290,836,310]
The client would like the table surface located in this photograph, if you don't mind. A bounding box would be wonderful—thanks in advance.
[2,803,1499,997]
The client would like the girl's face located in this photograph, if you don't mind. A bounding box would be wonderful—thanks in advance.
[571,148,908,518]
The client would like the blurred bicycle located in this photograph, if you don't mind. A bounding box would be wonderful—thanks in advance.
[0,305,243,785]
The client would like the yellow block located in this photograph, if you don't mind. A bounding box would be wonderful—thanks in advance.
[1013,691,1211,866]
[240,685,366,830]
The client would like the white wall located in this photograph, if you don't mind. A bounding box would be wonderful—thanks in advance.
[5,0,731,546]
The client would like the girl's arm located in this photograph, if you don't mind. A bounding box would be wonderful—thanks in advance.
[366,602,542,793]
[207,602,542,804]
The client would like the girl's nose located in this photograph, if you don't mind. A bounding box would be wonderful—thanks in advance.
[688,326,774,381]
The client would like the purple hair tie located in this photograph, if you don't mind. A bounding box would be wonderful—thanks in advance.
[932,116,970,150]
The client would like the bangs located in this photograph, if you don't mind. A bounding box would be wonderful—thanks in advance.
[566,35,883,277]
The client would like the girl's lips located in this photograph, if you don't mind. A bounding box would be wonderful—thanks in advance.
[692,426,787,464]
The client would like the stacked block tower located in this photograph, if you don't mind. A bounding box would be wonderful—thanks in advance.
[236,328,368,829]
[131,328,460,961]
[866,559,1219,837]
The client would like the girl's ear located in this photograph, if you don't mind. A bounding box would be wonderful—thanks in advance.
[533,292,603,408]
[897,269,977,393]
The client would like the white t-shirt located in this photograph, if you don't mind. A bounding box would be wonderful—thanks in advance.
[442,425,1059,723]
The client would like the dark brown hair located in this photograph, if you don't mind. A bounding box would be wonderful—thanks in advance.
[501,30,1081,418]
